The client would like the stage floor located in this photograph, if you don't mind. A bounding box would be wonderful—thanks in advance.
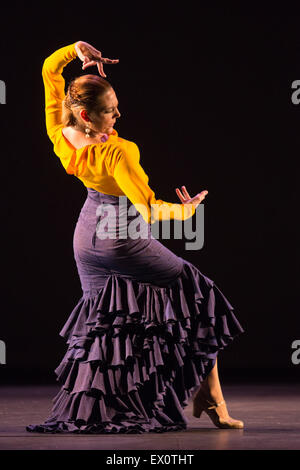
[0,383,299,450]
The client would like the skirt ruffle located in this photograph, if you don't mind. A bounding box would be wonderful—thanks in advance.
[26,260,244,434]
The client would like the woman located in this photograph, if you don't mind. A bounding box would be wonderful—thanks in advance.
[26,41,244,434]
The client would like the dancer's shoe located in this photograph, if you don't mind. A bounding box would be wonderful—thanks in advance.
[192,388,244,429]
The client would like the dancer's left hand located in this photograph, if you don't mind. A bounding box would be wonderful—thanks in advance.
[175,186,208,210]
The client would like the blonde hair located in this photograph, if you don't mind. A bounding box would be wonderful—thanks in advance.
[62,74,112,126]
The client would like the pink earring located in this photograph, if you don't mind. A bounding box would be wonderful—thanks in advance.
[100,134,109,143]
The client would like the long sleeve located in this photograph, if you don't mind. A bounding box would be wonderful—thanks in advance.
[42,42,78,145]
[110,141,196,224]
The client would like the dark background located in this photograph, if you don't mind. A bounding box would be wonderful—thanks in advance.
[0,2,299,384]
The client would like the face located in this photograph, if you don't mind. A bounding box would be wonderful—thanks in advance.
[90,88,121,135]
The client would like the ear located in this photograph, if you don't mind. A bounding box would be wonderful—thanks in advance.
[80,109,90,122]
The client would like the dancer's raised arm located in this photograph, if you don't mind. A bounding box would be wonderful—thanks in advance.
[42,43,78,144]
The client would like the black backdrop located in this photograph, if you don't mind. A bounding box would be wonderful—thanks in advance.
[0,2,299,383]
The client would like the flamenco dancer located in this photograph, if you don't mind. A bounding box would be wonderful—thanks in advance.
[26,41,244,434]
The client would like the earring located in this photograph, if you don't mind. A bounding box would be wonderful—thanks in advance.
[85,126,91,138]
[100,134,109,143]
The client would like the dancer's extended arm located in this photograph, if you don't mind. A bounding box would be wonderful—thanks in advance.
[106,141,198,224]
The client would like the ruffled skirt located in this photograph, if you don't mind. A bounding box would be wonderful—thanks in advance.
[26,189,244,434]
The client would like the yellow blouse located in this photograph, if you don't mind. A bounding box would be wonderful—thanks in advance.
[42,42,196,224]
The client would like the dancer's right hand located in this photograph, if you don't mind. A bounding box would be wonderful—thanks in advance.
[75,41,119,78]
[175,186,208,210]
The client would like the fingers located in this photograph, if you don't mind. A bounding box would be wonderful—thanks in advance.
[82,56,91,68]
[96,51,105,76]
[175,188,185,203]
[175,186,192,202]
[80,52,119,76]
[176,187,209,206]
[101,57,119,63]
[82,59,107,76]
[196,190,208,203]
[82,60,97,70]
[97,60,106,77]
[96,57,119,76]
[181,186,191,200]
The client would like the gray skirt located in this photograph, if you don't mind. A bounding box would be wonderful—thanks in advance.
[26,188,244,434]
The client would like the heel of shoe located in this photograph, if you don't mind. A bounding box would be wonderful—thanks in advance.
[193,407,203,418]
[192,400,204,418]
